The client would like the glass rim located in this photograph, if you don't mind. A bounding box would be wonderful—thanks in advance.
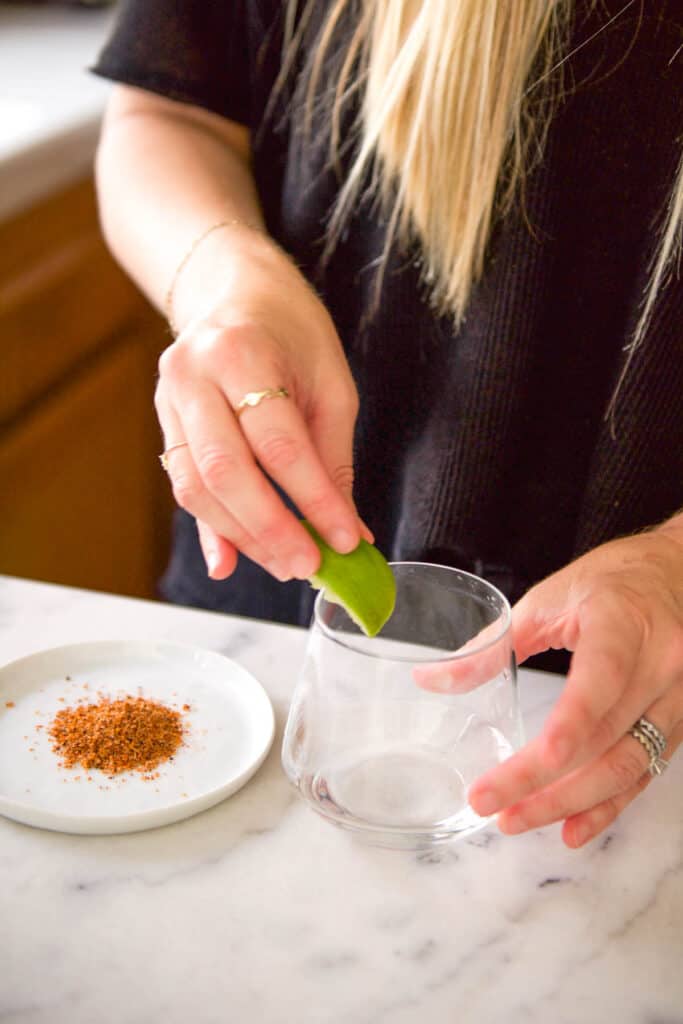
[312,560,512,663]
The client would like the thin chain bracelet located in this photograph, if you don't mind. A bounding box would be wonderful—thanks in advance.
[164,218,260,335]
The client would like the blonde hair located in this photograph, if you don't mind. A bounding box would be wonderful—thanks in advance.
[284,0,683,347]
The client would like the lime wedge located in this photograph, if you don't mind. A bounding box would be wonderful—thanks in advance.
[302,521,396,637]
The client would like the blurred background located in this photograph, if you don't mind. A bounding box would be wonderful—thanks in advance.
[0,0,174,600]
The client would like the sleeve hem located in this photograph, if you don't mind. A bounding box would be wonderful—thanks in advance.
[90,62,251,128]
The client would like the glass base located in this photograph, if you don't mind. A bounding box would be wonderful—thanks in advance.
[297,746,493,849]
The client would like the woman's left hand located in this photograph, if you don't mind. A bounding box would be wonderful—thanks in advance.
[468,516,683,848]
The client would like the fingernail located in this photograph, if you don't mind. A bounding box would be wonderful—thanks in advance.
[291,553,317,580]
[360,519,375,544]
[471,788,500,818]
[330,528,358,554]
[205,551,220,577]
[500,810,526,835]
[266,560,292,583]
[571,822,591,847]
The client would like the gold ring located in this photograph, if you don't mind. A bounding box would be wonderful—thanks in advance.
[235,387,290,418]
[159,441,189,472]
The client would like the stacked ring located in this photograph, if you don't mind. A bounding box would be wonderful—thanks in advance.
[628,716,669,777]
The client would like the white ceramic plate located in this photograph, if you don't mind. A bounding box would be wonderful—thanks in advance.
[0,641,275,835]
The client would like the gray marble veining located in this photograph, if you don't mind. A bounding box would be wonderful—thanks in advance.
[1,575,681,1024]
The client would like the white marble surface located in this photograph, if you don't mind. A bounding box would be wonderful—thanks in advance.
[1,574,682,1024]
[0,3,115,221]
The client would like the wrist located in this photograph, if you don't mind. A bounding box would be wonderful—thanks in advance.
[166,218,269,335]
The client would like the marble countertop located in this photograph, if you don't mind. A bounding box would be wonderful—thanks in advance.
[0,3,116,222]
[1,574,682,1024]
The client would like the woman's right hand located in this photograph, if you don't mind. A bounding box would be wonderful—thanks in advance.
[154,224,365,583]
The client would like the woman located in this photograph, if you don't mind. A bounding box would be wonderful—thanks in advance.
[93,0,683,846]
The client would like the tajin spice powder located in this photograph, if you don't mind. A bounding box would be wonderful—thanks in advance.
[48,695,185,775]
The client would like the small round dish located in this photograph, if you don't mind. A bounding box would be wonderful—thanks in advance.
[0,641,275,835]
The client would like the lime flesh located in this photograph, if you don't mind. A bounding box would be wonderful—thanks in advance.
[302,521,396,637]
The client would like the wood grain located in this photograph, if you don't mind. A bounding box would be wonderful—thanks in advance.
[0,177,174,598]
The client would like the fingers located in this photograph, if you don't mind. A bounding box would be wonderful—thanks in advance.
[468,533,683,846]
[196,520,238,580]
[471,602,679,819]
[307,398,375,544]
[512,584,643,742]
[561,775,651,848]
[496,692,681,840]
[562,718,683,848]
[158,403,294,581]
[305,388,357,497]
[174,379,322,579]
[168,443,292,580]
[536,590,648,769]
[470,590,679,821]
[413,618,513,693]
[156,322,362,581]
[234,383,360,555]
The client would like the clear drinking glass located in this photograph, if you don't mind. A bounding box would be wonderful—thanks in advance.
[282,562,522,848]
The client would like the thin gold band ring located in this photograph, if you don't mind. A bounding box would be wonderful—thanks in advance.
[159,441,189,472]
[234,386,290,418]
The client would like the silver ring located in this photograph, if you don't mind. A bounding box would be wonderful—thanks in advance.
[628,717,669,777]
[234,386,290,418]
[634,716,667,756]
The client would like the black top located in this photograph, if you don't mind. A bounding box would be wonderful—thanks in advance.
[93,1,683,661]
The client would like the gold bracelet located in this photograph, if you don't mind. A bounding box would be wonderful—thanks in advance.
[164,218,259,335]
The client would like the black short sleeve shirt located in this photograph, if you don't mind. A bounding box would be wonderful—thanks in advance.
[93,2,683,629]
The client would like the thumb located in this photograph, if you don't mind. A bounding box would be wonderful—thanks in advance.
[511,573,577,665]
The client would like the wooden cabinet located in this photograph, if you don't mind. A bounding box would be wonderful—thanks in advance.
[0,178,174,598]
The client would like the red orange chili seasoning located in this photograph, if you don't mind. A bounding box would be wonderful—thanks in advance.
[48,695,185,774]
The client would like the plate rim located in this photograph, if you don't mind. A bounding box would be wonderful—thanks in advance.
[0,639,276,835]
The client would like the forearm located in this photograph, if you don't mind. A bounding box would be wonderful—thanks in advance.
[95,85,268,333]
